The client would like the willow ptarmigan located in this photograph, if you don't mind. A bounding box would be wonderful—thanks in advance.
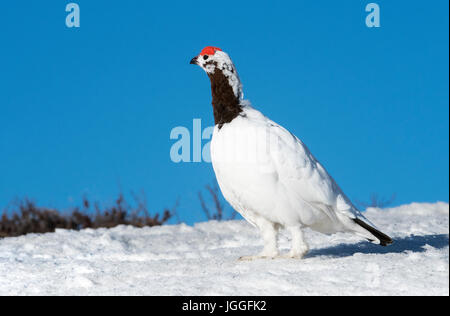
[190,46,393,260]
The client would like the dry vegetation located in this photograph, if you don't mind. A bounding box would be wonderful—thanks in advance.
[356,193,397,209]
[0,194,174,238]
[198,183,237,221]
[0,181,243,238]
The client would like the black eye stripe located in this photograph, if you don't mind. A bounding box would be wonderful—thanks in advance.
[203,55,209,60]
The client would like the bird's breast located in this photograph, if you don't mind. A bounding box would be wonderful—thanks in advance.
[210,119,282,220]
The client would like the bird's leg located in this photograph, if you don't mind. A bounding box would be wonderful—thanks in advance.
[239,218,279,261]
[258,220,279,258]
[284,226,309,259]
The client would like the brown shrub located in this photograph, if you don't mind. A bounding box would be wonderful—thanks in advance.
[0,194,173,238]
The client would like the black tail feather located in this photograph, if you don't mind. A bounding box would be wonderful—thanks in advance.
[353,218,393,246]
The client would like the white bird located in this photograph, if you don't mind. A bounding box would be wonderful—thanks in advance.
[190,46,393,260]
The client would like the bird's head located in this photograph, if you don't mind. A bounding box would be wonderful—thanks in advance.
[190,46,228,72]
[190,46,243,99]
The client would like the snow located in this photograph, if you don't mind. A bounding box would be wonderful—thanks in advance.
[0,202,448,296]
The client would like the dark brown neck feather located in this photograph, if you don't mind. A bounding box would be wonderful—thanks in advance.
[208,68,242,129]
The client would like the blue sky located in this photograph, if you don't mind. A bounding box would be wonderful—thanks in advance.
[0,1,448,224]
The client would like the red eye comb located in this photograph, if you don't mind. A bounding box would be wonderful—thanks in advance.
[200,46,222,56]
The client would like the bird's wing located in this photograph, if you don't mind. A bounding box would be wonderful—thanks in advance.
[264,118,363,221]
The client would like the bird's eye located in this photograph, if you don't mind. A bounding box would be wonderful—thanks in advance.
[203,55,209,60]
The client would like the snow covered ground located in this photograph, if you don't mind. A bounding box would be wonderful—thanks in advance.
[0,202,448,296]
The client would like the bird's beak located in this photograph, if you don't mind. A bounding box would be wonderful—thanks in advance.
[190,56,198,65]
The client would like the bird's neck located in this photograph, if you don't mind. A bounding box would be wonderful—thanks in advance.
[208,68,243,129]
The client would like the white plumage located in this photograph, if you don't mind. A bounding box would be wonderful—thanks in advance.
[191,47,392,259]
